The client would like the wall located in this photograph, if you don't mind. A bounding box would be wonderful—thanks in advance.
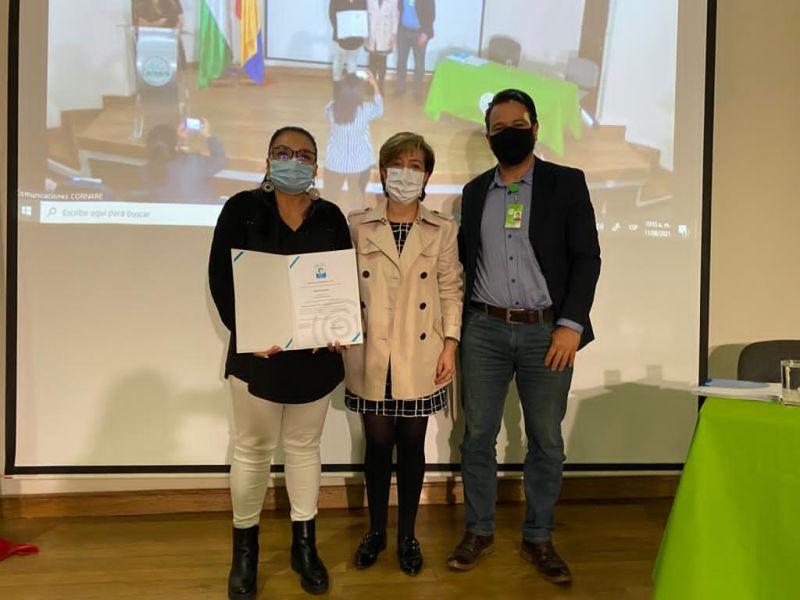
[0,0,8,494]
[3,0,800,494]
[480,0,585,70]
[265,0,483,70]
[596,0,678,170]
[46,0,136,128]
[708,0,800,373]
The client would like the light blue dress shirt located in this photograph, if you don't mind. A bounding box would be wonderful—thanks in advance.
[472,162,584,334]
[401,0,420,30]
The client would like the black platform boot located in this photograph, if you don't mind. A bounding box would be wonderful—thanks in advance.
[228,525,259,600]
[290,519,329,595]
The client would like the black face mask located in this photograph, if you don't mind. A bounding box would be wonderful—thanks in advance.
[489,127,535,166]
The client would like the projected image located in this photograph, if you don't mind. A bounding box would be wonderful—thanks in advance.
[24,0,690,240]
[12,0,706,470]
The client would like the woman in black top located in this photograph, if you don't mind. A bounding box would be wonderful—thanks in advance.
[209,126,351,599]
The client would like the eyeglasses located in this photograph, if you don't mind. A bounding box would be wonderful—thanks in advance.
[270,145,317,164]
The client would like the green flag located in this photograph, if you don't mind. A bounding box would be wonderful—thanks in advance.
[197,0,233,89]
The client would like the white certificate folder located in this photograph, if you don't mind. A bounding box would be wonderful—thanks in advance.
[232,248,364,353]
[336,10,368,39]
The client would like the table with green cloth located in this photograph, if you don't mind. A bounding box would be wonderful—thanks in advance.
[653,397,800,599]
[424,58,582,156]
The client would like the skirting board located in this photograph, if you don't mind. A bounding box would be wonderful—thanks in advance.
[1,475,678,519]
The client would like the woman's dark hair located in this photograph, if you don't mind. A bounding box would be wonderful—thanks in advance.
[145,124,179,184]
[268,126,318,156]
[331,74,365,125]
[484,88,538,130]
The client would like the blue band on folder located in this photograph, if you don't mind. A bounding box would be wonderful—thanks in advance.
[289,256,300,269]
[233,251,244,262]
[285,339,293,349]
[351,332,361,342]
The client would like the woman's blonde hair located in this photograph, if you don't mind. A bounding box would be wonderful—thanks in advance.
[378,132,435,174]
[378,132,435,200]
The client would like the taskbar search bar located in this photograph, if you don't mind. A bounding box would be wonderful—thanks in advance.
[38,201,224,227]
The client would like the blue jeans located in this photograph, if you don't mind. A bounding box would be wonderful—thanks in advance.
[395,26,428,95]
[460,306,573,542]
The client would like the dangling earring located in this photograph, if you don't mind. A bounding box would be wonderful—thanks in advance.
[261,178,275,193]
[307,185,320,201]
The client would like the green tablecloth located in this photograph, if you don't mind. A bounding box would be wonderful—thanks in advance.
[653,397,800,599]
[424,59,582,156]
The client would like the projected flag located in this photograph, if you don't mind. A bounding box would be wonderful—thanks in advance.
[236,0,265,84]
[197,0,234,89]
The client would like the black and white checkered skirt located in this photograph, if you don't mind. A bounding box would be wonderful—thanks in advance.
[345,372,448,417]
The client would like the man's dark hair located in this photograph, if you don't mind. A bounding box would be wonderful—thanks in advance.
[268,126,318,157]
[484,89,538,130]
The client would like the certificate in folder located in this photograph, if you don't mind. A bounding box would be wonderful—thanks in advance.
[232,248,364,352]
[336,10,368,39]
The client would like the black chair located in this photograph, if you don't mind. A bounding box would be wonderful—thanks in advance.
[486,36,522,68]
[737,340,800,383]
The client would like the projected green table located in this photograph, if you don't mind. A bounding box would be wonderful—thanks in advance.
[424,59,582,156]
[653,397,800,599]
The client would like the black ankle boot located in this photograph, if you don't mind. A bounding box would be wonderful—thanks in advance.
[228,525,259,600]
[290,519,329,595]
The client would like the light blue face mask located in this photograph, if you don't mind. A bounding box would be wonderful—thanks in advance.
[268,160,315,195]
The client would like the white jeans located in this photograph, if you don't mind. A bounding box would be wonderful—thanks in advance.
[229,376,331,528]
[332,42,360,81]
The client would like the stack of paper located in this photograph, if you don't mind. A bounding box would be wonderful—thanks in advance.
[692,379,782,402]
[447,52,489,67]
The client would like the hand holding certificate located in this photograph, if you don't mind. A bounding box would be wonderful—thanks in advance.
[232,248,363,353]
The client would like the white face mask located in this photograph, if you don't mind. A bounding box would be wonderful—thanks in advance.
[384,168,425,205]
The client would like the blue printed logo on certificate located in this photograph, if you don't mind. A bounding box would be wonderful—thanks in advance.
[315,264,327,280]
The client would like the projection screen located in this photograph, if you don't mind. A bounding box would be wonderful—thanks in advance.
[6,0,710,473]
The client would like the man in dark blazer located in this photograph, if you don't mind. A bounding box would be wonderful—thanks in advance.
[395,0,435,102]
[447,89,601,585]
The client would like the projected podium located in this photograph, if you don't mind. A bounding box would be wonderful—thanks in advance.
[132,26,186,138]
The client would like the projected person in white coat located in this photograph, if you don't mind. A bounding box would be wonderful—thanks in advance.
[209,126,352,599]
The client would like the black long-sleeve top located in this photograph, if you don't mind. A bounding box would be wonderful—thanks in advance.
[208,188,353,403]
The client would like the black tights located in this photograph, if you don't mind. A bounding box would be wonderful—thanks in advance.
[362,413,429,539]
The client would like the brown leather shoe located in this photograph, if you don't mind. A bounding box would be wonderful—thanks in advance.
[446,532,494,571]
[520,540,572,584]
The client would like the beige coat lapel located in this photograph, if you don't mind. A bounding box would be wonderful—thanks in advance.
[399,219,435,275]
[363,200,400,269]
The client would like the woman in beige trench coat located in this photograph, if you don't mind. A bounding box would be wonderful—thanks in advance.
[343,132,463,576]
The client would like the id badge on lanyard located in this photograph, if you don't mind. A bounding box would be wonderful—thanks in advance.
[504,183,523,229]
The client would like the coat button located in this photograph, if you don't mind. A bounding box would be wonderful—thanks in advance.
[420,272,428,279]
[420,302,427,310]
[362,270,370,278]
[420,333,427,340]
[360,301,366,309]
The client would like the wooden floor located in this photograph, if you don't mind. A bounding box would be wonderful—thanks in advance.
[0,500,670,599]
